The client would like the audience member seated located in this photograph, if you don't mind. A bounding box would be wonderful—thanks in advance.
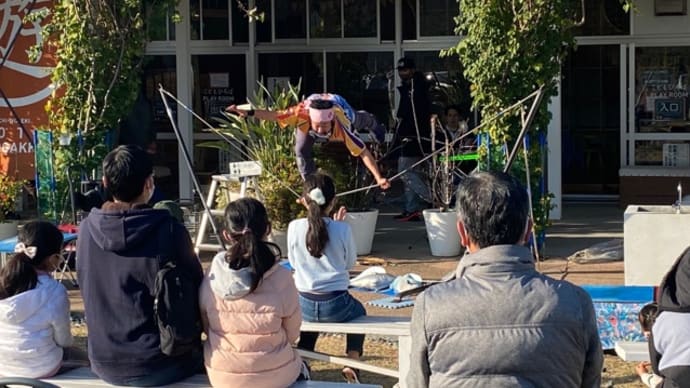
[0,222,86,378]
[636,303,663,388]
[199,197,308,388]
[76,145,203,386]
[288,173,366,384]
[650,248,690,386]
[407,171,603,387]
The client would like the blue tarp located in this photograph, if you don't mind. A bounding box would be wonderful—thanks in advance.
[580,285,655,349]
[582,285,655,303]
[0,233,78,253]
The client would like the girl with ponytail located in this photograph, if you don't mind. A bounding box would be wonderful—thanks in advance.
[287,172,366,384]
[0,221,74,378]
[199,197,307,387]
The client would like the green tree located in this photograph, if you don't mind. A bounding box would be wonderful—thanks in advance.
[446,0,582,241]
[35,1,264,220]
[31,0,177,220]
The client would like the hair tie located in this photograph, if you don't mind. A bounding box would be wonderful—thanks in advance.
[308,188,326,205]
[229,227,252,240]
[14,243,37,259]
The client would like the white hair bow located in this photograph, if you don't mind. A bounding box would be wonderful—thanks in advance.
[14,243,37,259]
[308,188,326,205]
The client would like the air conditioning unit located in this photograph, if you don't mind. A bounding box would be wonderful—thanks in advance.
[663,143,690,167]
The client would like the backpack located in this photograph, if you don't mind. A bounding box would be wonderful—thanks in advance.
[153,220,202,356]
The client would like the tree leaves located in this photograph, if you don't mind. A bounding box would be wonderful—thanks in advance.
[449,0,581,236]
[38,0,178,221]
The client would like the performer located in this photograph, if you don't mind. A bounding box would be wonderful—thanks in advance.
[226,94,390,190]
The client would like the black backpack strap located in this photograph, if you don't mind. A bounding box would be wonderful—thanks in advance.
[155,218,175,268]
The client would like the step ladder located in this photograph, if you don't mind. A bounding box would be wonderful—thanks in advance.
[194,161,262,253]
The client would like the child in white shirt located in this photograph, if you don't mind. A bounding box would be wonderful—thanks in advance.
[0,221,74,378]
[287,172,365,383]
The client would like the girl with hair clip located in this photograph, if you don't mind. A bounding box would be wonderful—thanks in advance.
[199,197,307,388]
[287,172,366,384]
[0,221,77,378]
[636,303,664,388]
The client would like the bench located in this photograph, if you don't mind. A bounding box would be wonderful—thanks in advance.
[615,341,650,361]
[299,316,411,388]
[43,367,382,387]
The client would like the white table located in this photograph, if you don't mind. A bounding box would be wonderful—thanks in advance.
[615,341,650,361]
[300,316,411,387]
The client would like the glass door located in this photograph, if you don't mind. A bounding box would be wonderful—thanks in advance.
[561,45,622,195]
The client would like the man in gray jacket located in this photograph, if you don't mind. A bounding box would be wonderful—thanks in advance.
[407,171,603,387]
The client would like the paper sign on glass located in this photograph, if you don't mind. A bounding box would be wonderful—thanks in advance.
[209,73,229,88]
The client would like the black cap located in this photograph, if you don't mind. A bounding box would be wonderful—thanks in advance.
[397,57,415,70]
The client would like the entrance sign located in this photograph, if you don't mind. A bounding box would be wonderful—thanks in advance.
[655,98,686,120]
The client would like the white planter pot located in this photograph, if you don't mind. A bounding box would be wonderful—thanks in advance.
[269,229,288,258]
[344,209,379,256]
[423,209,462,257]
[0,221,18,240]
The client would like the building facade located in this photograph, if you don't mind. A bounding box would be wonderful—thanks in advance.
[560,0,690,212]
[3,0,690,218]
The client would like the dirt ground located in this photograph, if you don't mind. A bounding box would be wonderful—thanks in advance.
[66,255,646,387]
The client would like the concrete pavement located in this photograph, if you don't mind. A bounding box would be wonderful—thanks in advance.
[364,202,624,261]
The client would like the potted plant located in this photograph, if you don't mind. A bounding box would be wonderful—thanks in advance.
[0,174,25,240]
[201,81,304,255]
[422,115,463,257]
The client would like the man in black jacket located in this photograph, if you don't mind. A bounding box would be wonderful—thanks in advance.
[77,145,203,386]
[394,57,431,221]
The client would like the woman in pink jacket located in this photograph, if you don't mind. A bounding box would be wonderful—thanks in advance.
[199,198,308,387]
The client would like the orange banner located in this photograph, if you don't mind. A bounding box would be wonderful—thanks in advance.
[0,0,54,180]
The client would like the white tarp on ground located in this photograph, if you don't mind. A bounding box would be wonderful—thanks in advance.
[567,239,623,264]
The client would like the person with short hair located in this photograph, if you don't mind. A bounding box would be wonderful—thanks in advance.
[442,105,476,177]
[77,145,203,386]
[407,171,603,387]
[226,94,390,190]
[393,57,432,222]
[443,105,474,149]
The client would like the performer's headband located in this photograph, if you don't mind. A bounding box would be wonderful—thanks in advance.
[309,107,334,123]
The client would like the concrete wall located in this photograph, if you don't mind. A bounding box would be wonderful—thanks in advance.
[624,205,690,285]
[633,1,690,36]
